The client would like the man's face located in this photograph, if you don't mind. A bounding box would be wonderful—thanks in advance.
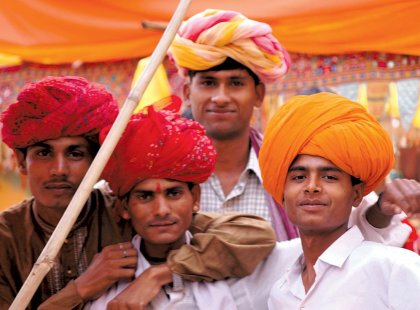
[17,136,94,214]
[124,179,200,246]
[283,155,363,235]
[183,69,265,141]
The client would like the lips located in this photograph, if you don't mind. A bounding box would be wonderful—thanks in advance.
[149,220,177,227]
[298,199,327,207]
[45,182,73,190]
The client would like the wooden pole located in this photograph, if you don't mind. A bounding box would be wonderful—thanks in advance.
[9,0,191,308]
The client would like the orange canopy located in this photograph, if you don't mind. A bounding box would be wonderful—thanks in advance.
[0,0,419,64]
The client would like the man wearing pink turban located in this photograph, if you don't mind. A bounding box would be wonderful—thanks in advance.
[169,9,297,241]
[168,9,420,244]
[0,77,276,309]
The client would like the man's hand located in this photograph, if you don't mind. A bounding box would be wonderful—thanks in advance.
[107,264,172,310]
[74,242,137,301]
[380,179,420,217]
[367,179,420,228]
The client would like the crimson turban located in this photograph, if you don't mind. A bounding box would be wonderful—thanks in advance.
[259,92,395,203]
[1,76,119,149]
[100,105,216,198]
[169,9,290,84]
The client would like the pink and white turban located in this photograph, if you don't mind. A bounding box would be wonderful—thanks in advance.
[169,9,290,84]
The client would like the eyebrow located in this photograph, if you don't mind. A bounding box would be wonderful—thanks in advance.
[132,185,184,194]
[288,165,343,173]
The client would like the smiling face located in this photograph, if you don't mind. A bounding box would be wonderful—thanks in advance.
[16,136,95,223]
[123,179,200,248]
[283,155,364,236]
[183,69,265,141]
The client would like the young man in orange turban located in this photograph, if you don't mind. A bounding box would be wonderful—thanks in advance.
[259,93,420,309]
[168,9,420,244]
[0,76,276,309]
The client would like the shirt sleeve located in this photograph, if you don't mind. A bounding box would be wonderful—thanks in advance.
[38,280,84,310]
[167,212,276,281]
[349,198,411,246]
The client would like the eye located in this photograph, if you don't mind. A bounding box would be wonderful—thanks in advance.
[230,80,244,87]
[166,188,183,199]
[36,149,51,157]
[288,172,306,181]
[200,79,216,87]
[323,175,339,181]
[68,150,85,159]
[134,191,153,201]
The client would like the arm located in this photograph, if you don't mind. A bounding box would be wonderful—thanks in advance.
[350,179,420,246]
[167,212,276,281]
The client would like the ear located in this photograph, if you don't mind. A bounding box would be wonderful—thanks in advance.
[14,150,28,175]
[352,183,365,208]
[182,82,191,107]
[254,83,266,108]
[190,184,201,213]
[119,199,131,220]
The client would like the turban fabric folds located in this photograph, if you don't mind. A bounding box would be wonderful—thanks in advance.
[101,105,216,198]
[1,76,119,149]
[259,92,395,204]
[169,9,290,84]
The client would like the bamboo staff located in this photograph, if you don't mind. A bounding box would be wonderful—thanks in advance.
[10,0,192,308]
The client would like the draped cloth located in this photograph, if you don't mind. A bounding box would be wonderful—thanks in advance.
[169,9,290,84]
[1,76,118,149]
[259,92,395,204]
[100,105,217,198]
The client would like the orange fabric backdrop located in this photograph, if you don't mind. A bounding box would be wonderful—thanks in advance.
[0,0,419,64]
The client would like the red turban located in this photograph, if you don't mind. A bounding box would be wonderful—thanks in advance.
[259,93,395,203]
[100,105,216,198]
[1,76,119,149]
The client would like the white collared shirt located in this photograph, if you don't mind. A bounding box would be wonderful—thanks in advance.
[199,148,271,222]
[268,226,420,310]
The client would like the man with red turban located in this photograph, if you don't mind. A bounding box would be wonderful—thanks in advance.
[259,93,420,309]
[0,76,276,309]
[87,106,278,308]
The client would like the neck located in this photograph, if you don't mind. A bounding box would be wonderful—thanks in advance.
[140,235,186,264]
[212,131,251,175]
[299,225,347,268]
[211,131,251,196]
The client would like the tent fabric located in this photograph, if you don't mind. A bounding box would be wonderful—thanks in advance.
[0,0,420,64]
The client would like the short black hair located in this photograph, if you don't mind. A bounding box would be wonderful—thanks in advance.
[188,57,260,85]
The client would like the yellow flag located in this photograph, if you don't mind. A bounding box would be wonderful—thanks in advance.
[131,57,171,113]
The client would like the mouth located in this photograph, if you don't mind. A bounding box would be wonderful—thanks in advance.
[298,200,327,209]
[44,182,74,194]
[149,221,177,228]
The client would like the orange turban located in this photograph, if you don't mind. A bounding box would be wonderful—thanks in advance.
[259,92,395,203]
[169,9,290,84]
[100,105,216,198]
[1,76,118,149]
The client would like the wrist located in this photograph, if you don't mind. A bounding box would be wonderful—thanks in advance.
[366,192,392,228]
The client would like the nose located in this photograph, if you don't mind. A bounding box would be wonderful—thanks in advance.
[49,155,69,177]
[154,196,171,217]
[304,178,321,193]
[211,85,230,105]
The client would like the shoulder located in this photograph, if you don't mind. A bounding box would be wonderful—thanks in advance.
[0,198,34,236]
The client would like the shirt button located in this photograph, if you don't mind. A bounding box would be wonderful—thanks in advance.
[66,269,72,275]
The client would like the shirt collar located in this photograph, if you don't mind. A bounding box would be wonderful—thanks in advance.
[247,147,262,181]
[318,225,365,268]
